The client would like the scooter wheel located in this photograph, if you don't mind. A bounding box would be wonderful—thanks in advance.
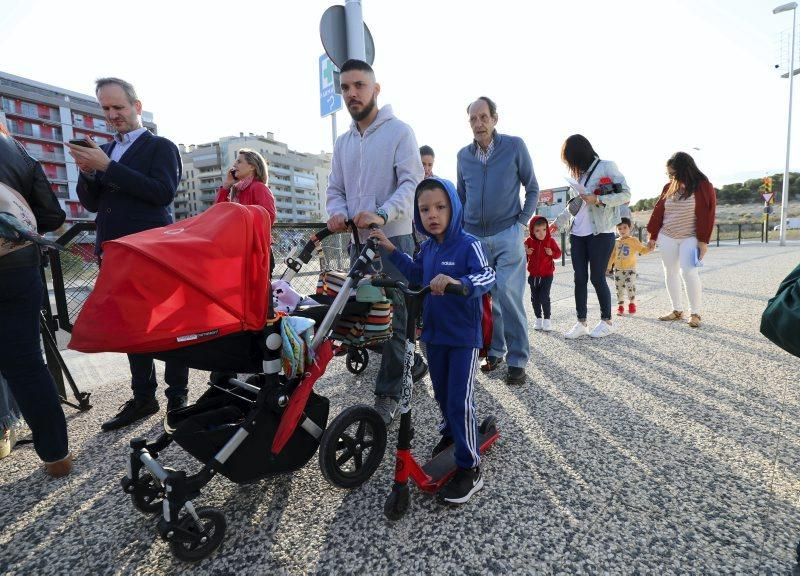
[384,483,410,520]
[131,468,173,514]
[169,507,226,562]
[319,405,387,489]
[345,348,369,374]
[479,415,497,435]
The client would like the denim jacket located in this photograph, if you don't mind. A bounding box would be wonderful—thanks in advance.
[554,159,631,235]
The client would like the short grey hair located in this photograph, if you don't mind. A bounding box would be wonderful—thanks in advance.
[95,77,139,104]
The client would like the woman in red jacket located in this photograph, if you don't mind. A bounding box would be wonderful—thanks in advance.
[217,148,276,225]
[217,148,277,273]
[646,152,716,328]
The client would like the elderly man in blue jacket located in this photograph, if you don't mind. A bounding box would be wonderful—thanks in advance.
[457,96,539,385]
[68,77,188,431]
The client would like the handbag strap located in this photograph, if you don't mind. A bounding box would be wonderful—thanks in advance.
[582,157,601,189]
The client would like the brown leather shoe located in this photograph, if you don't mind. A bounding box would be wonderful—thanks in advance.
[480,356,504,373]
[45,453,73,478]
[688,314,701,328]
[658,311,683,321]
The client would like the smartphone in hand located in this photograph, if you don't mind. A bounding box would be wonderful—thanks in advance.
[229,168,238,181]
[68,138,93,148]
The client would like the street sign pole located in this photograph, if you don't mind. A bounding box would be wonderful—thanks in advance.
[345,0,366,61]
[331,113,337,154]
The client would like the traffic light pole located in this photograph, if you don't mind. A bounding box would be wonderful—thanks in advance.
[778,5,796,246]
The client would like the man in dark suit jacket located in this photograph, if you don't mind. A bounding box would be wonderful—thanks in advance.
[68,77,189,431]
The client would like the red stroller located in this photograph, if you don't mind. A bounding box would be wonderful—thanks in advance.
[70,203,388,562]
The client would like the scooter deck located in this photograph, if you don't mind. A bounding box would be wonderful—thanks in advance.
[419,427,499,491]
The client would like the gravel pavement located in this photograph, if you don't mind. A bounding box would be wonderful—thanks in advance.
[2,242,800,575]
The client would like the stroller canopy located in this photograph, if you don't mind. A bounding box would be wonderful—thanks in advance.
[70,203,272,354]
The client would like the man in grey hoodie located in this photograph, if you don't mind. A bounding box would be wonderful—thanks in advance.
[326,59,424,425]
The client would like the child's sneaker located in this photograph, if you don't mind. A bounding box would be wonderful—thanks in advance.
[542,319,552,332]
[533,318,543,330]
[628,302,637,314]
[438,466,483,505]
[617,305,625,316]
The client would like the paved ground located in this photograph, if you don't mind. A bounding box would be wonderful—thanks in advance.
[2,242,800,575]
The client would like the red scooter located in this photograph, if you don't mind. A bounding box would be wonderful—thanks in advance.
[370,279,499,519]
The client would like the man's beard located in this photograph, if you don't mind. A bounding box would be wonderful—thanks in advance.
[348,94,377,122]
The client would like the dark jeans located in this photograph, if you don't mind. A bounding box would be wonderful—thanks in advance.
[129,354,189,401]
[528,275,554,319]
[0,266,69,462]
[570,233,615,321]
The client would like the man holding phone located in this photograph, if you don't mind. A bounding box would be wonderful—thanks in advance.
[66,77,189,432]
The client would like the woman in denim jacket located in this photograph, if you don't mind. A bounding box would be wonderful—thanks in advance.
[551,134,631,339]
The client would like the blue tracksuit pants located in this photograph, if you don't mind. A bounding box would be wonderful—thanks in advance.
[426,344,480,469]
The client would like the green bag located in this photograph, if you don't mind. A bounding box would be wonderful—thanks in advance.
[760,263,800,358]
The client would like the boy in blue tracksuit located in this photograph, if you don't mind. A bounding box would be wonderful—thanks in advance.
[370,177,496,504]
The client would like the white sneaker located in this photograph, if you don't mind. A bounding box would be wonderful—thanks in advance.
[564,322,590,339]
[542,319,552,332]
[590,321,615,338]
[534,318,543,330]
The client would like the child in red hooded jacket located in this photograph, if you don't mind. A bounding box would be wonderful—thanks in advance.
[525,216,562,331]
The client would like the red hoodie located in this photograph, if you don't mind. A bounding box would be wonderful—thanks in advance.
[525,215,562,277]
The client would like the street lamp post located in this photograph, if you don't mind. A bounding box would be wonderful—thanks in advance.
[774,2,797,246]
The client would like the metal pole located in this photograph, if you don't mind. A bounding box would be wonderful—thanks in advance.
[345,0,366,61]
[780,7,797,246]
[331,112,337,151]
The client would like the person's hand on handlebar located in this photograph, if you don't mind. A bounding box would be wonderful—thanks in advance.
[327,213,348,233]
[430,274,460,296]
[353,211,384,229]
[368,227,396,252]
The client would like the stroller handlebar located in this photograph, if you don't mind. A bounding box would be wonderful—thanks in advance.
[370,279,468,298]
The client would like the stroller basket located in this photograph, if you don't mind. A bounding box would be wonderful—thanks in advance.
[169,384,329,484]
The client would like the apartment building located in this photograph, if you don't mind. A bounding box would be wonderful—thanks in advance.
[175,132,331,223]
[0,71,158,228]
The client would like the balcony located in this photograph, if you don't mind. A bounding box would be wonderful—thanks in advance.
[200,193,217,203]
[26,149,67,163]
[10,127,64,145]
[2,104,61,126]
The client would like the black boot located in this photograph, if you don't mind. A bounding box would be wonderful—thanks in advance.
[164,395,188,433]
[101,397,159,431]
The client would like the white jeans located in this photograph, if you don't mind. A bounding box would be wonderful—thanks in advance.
[658,232,702,315]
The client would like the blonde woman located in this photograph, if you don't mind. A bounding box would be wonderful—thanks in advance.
[217,148,276,225]
[646,152,717,328]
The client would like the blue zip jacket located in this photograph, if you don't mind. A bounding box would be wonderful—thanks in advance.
[456,132,539,238]
[389,177,496,348]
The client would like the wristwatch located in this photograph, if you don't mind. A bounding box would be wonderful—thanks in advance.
[376,207,388,224]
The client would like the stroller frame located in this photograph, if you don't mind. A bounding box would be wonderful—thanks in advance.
[120,225,389,562]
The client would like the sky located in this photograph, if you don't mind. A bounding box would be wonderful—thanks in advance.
[1,0,798,202]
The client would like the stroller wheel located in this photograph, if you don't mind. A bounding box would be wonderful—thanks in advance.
[319,405,387,489]
[131,468,172,514]
[346,348,369,374]
[169,507,226,562]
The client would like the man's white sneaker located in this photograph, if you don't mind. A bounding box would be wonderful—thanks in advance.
[542,319,553,332]
[564,322,590,339]
[534,318,543,330]
[590,321,615,338]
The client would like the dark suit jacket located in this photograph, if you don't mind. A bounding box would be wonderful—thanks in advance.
[77,130,181,255]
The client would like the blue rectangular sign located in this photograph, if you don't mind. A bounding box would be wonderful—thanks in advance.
[319,54,342,118]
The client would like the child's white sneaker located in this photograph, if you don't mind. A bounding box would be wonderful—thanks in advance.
[534,318,543,330]
[564,322,590,339]
[542,319,552,332]
[590,321,615,338]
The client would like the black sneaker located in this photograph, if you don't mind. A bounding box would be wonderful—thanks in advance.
[438,466,483,505]
[506,366,526,386]
[412,353,429,383]
[431,436,454,459]
[164,395,188,433]
[101,397,159,431]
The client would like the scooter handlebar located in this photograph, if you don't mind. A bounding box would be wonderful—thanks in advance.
[371,279,468,297]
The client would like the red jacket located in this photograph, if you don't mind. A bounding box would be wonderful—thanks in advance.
[525,215,562,277]
[647,180,716,243]
[216,181,276,225]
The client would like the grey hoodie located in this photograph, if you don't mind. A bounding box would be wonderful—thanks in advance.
[326,105,423,239]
